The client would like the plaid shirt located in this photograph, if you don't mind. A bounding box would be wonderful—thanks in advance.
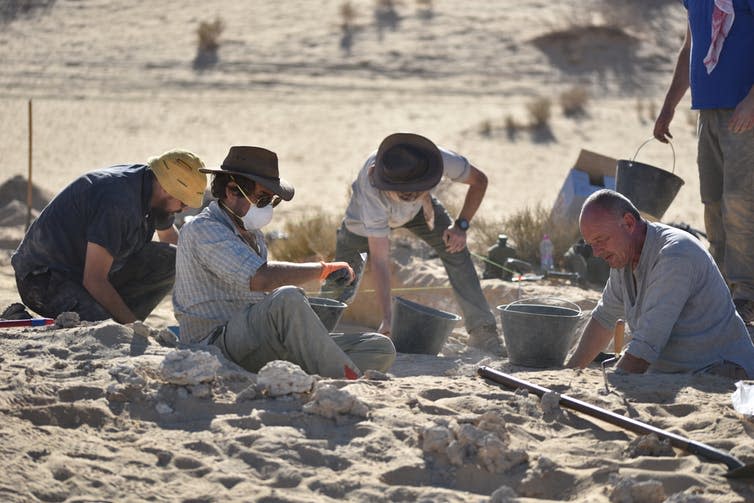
[173,201,268,343]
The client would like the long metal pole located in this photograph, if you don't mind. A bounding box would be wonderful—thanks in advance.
[477,366,748,476]
[26,99,33,230]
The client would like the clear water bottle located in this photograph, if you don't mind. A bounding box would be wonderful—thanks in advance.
[539,234,554,271]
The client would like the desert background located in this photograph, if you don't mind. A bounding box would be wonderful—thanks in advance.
[2,1,753,502]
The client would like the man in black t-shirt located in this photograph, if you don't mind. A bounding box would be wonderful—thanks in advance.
[11,149,207,324]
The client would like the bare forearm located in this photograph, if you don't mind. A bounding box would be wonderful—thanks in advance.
[566,317,613,368]
[250,261,322,291]
[458,184,486,221]
[458,166,487,221]
[82,278,137,324]
[660,29,691,114]
[372,259,393,322]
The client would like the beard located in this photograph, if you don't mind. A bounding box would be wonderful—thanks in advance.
[151,206,172,222]
[150,197,177,226]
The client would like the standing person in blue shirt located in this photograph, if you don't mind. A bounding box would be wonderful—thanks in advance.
[567,190,754,379]
[653,0,754,323]
[11,149,207,324]
[325,133,503,355]
[173,146,396,379]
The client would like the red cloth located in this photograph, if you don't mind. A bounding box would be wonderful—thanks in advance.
[703,0,735,74]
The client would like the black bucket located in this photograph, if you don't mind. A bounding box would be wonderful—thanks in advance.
[390,296,461,355]
[308,296,347,332]
[497,297,581,368]
[616,138,684,221]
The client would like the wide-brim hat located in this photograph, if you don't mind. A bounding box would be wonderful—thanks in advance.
[200,146,295,201]
[371,133,443,192]
[148,149,207,208]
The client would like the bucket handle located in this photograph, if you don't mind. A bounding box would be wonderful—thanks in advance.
[631,137,676,174]
[505,297,582,315]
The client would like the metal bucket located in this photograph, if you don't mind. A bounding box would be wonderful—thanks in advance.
[391,296,461,355]
[497,297,581,368]
[615,138,684,221]
[308,296,347,332]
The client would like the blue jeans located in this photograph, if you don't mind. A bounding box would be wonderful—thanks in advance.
[330,196,497,334]
[16,242,176,321]
[698,109,754,301]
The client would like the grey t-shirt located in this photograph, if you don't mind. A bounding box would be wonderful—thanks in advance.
[593,222,754,375]
[343,147,471,237]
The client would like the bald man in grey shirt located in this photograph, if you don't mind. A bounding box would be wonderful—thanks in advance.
[567,189,754,378]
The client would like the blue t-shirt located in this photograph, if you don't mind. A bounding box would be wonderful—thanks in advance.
[12,164,172,281]
[684,0,754,109]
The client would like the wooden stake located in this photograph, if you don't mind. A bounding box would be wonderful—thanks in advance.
[26,99,33,230]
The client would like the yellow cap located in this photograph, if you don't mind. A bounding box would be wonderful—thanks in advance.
[148,149,207,208]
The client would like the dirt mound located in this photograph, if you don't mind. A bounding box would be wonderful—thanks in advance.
[0,175,53,212]
[531,25,641,83]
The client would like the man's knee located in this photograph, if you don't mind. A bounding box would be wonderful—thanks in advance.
[369,334,397,371]
[266,286,310,314]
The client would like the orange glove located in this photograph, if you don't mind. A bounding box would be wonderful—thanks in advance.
[319,261,353,282]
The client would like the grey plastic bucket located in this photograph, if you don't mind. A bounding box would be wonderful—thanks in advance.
[616,139,684,221]
[497,297,581,368]
[308,296,347,332]
[390,296,461,355]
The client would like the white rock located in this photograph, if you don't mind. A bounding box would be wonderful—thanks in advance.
[55,311,80,328]
[302,383,368,418]
[610,477,666,503]
[540,391,561,414]
[257,360,315,396]
[490,485,517,503]
[129,321,151,338]
[158,349,222,385]
[421,425,453,453]
[154,328,179,346]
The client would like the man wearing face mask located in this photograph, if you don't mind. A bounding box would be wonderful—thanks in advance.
[173,146,396,379]
[11,149,206,324]
[325,133,504,356]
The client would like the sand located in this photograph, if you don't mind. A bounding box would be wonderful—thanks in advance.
[1,1,752,501]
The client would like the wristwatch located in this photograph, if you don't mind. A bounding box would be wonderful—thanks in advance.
[455,218,470,231]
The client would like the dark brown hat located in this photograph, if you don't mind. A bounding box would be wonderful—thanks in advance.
[371,133,443,192]
[200,146,295,201]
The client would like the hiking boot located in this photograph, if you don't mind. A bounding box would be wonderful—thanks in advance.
[468,325,506,357]
[0,302,33,320]
[734,298,754,325]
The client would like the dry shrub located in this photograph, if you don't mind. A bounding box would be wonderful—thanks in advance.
[479,119,492,136]
[466,214,503,256]
[504,114,523,139]
[197,17,225,52]
[267,210,340,262]
[647,101,657,122]
[376,0,399,8]
[339,1,356,28]
[635,99,644,120]
[559,86,589,116]
[473,205,581,268]
[526,97,552,128]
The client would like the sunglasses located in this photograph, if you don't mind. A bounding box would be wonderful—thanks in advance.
[253,192,282,208]
[232,182,282,208]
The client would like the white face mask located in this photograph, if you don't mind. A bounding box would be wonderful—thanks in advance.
[241,203,274,230]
